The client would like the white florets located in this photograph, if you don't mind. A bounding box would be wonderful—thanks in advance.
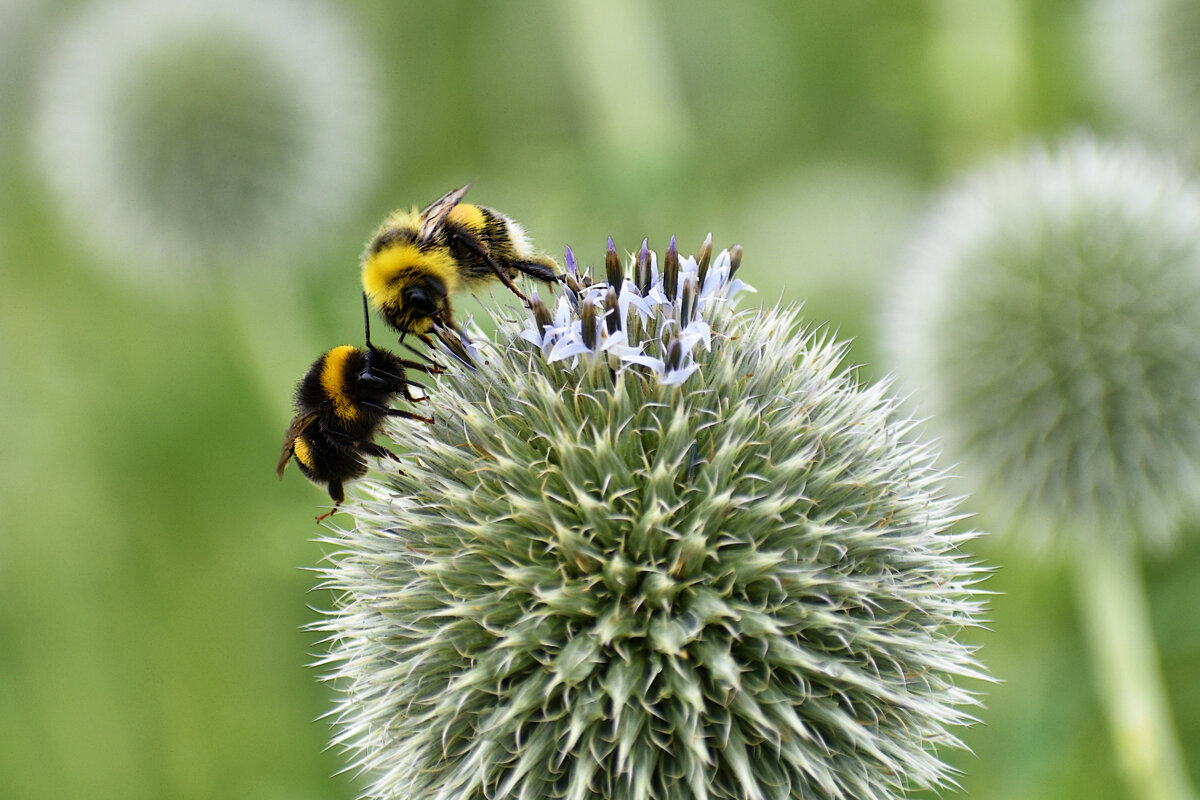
[516,242,753,386]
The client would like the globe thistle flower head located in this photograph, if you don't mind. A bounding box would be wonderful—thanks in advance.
[1090,0,1200,156]
[318,239,987,800]
[34,0,378,291]
[886,136,1200,551]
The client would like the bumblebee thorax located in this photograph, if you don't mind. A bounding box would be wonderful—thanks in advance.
[320,346,364,422]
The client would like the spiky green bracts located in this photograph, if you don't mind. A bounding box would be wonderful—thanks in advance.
[317,238,987,800]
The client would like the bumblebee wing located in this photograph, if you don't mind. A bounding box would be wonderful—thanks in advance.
[417,183,471,244]
[277,411,321,477]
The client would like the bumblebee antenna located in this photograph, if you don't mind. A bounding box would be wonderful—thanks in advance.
[362,292,375,350]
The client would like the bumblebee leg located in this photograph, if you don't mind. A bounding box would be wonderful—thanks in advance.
[359,442,405,463]
[451,230,530,304]
[399,382,430,404]
[323,428,361,447]
[316,482,345,522]
[398,357,442,375]
[366,360,439,385]
[363,399,435,424]
[386,408,435,425]
[511,260,563,284]
[400,342,444,372]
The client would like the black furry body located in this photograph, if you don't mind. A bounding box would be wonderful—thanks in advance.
[278,345,433,519]
[361,185,561,350]
[368,205,562,285]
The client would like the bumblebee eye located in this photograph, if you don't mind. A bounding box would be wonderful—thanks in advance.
[403,285,438,316]
[358,369,389,388]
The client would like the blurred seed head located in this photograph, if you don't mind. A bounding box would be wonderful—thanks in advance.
[0,0,43,142]
[886,136,1200,551]
[33,0,379,292]
[1089,0,1200,156]
[317,241,987,800]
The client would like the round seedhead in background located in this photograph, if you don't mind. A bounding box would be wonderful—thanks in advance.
[33,0,380,294]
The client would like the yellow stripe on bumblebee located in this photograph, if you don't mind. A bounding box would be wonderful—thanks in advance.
[320,346,361,421]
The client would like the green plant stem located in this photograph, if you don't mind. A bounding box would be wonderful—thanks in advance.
[1073,536,1197,800]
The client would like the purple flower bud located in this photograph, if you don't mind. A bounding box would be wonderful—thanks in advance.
[696,232,713,287]
[605,236,623,288]
[663,235,679,302]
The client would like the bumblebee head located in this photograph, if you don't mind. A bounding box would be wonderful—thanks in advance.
[362,213,460,336]
[401,284,440,320]
[356,347,410,396]
[368,273,447,335]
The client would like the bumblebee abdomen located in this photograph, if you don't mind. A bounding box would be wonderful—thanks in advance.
[292,437,317,471]
[293,433,368,488]
[492,210,538,259]
[448,206,558,289]
[446,202,488,233]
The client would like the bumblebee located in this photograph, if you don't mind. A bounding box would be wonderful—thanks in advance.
[361,184,562,345]
[277,337,436,521]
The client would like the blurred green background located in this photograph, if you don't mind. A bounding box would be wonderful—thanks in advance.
[1,1,1197,799]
